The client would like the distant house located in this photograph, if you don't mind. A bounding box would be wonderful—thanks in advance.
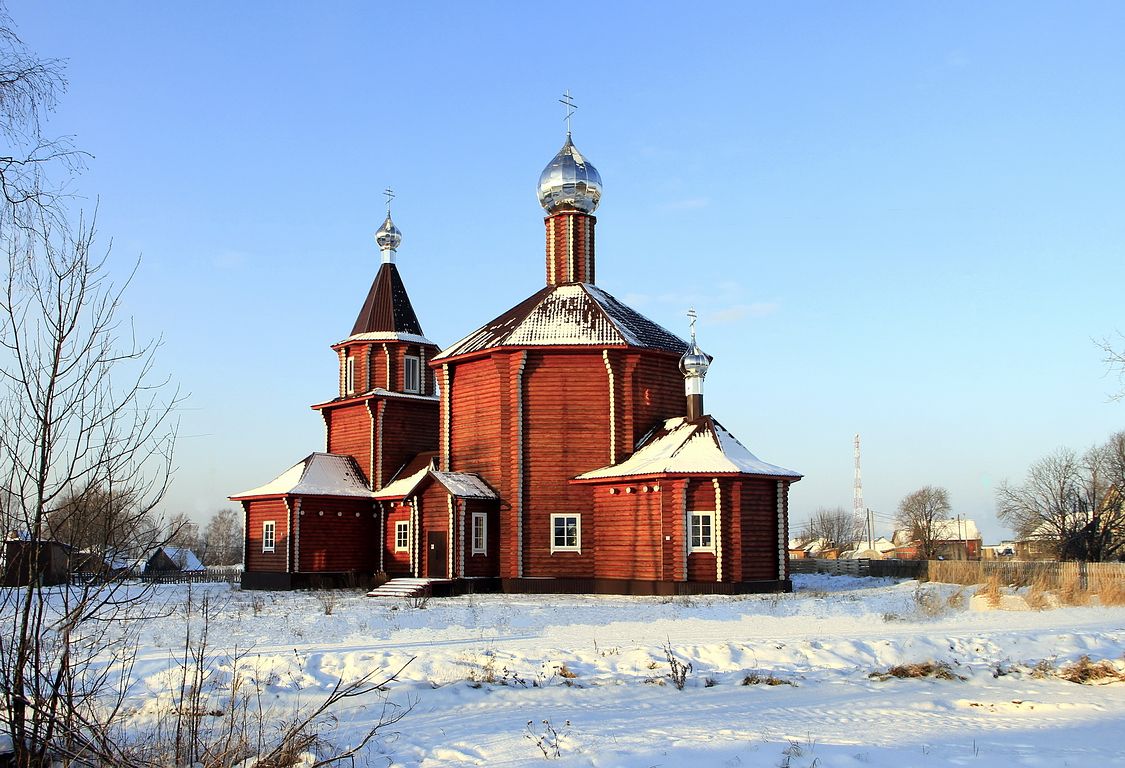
[892,519,982,560]
[2,534,70,587]
[144,546,205,575]
[844,536,897,560]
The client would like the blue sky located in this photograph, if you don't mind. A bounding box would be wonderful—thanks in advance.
[10,2,1124,543]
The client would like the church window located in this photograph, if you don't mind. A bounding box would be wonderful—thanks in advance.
[471,512,487,555]
[395,520,410,552]
[262,521,276,553]
[690,512,714,552]
[345,356,356,395]
[403,355,421,393]
[550,514,581,553]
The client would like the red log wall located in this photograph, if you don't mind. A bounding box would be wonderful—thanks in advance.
[294,496,379,572]
[245,498,289,572]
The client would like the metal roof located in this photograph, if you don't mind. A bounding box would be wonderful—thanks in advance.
[576,416,802,481]
[351,262,427,338]
[433,283,688,361]
[230,452,374,499]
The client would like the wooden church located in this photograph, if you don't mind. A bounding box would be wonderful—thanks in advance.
[232,123,801,594]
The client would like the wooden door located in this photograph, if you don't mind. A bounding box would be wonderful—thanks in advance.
[427,531,447,578]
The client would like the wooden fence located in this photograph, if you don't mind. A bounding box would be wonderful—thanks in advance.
[790,558,925,579]
[793,558,1125,588]
[926,559,1125,588]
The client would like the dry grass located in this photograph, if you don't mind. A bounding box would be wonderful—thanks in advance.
[1093,575,1125,606]
[870,661,965,682]
[1058,655,1125,684]
[947,588,967,610]
[979,573,1002,608]
[1058,574,1090,606]
[555,663,578,679]
[741,672,797,687]
[927,561,981,586]
[1025,583,1051,610]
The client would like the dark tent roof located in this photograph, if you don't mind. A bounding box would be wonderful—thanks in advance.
[351,263,425,337]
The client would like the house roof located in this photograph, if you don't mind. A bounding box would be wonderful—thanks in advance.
[230,452,373,499]
[429,471,498,499]
[349,262,430,341]
[372,456,497,501]
[575,416,802,481]
[891,519,981,546]
[432,283,688,361]
[373,452,438,499]
[150,546,204,572]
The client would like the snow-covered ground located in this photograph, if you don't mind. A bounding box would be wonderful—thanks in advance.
[81,576,1125,765]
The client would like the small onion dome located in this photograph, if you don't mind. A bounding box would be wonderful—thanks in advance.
[537,134,602,214]
[374,212,402,252]
[679,340,710,380]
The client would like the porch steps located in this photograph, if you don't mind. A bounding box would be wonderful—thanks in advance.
[365,577,448,599]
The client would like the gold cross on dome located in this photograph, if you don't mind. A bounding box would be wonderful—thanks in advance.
[383,187,395,211]
[559,90,577,135]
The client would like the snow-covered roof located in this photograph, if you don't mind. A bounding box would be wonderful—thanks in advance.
[339,331,437,347]
[230,453,373,499]
[576,416,801,481]
[152,546,204,572]
[433,283,688,361]
[373,465,497,501]
[373,462,430,499]
[430,471,498,499]
[892,519,981,545]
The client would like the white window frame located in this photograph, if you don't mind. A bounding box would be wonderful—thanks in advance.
[262,520,276,553]
[550,514,581,553]
[394,520,410,552]
[471,512,487,555]
[689,511,715,553]
[345,355,356,395]
[403,355,421,393]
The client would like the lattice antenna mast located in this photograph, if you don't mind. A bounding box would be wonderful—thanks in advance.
[853,433,865,541]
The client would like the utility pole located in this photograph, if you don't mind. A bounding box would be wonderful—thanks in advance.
[853,434,865,551]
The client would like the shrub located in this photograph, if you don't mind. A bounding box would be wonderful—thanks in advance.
[870,661,965,681]
[663,642,693,691]
[1058,655,1124,684]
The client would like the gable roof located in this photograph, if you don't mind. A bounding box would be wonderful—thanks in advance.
[349,262,429,340]
[230,453,373,500]
[433,283,688,361]
[575,416,802,481]
[372,459,498,501]
[891,519,981,546]
[373,451,438,498]
[150,546,204,572]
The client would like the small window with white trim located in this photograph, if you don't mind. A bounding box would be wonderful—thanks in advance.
[403,355,420,393]
[345,355,356,395]
[471,512,487,555]
[690,512,714,552]
[394,520,410,552]
[550,514,581,553]
[262,520,276,553]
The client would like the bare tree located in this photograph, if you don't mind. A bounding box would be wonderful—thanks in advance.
[895,486,951,560]
[998,441,1124,561]
[1097,333,1125,401]
[0,5,80,236]
[164,510,199,551]
[0,211,179,762]
[799,506,861,553]
[201,507,243,566]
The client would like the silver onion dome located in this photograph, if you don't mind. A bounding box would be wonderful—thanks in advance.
[679,340,711,380]
[374,212,402,252]
[537,134,602,214]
